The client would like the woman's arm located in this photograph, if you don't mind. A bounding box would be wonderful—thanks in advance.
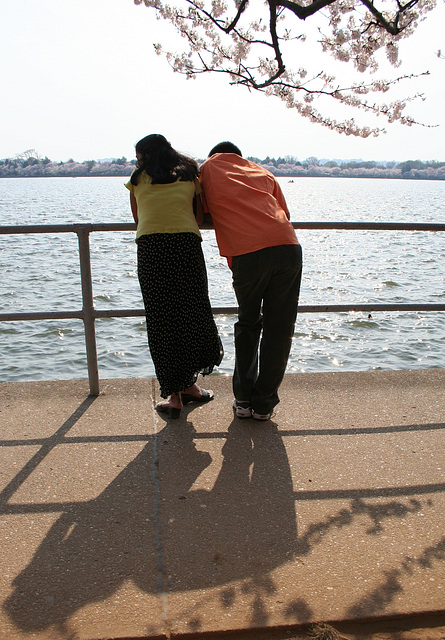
[130,192,138,224]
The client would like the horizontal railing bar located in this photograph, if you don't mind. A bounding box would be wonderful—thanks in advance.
[93,303,445,316]
[0,224,132,235]
[0,311,84,321]
[2,303,445,323]
[299,303,445,313]
[1,222,445,234]
[0,223,133,234]
[293,222,445,231]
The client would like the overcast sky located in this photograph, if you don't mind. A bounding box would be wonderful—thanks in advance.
[1,0,444,163]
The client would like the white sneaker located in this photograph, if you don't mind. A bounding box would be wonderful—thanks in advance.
[233,400,252,418]
[252,411,272,421]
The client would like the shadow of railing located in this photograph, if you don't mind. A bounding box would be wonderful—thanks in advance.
[2,408,443,633]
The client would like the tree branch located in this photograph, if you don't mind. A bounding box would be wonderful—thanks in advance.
[140,0,438,136]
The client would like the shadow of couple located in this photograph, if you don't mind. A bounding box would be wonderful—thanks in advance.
[5,416,298,633]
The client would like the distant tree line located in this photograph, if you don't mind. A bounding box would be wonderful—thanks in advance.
[1,150,445,180]
[247,156,445,180]
[0,150,137,178]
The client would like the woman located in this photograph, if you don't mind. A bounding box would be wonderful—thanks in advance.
[125,134,223,418]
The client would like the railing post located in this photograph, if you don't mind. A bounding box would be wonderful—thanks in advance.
[77,226,100,396]
[1,222,444,386]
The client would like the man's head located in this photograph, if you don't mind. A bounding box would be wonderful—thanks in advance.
[208,141,242,157]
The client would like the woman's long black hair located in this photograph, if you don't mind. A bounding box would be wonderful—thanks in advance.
[130,134,199,186]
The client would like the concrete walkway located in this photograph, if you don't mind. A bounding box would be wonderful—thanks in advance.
[1,369,444,640]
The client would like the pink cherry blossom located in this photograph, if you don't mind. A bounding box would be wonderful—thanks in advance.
[134,0,438,136]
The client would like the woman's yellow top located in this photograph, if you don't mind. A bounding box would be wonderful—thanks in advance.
[125,171,201,242]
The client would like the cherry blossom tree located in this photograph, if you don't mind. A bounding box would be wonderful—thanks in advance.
[134,0,438,137]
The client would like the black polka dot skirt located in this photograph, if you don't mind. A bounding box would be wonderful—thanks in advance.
[137,233,223,397]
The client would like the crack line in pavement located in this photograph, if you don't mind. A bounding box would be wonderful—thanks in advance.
[150,376,171,638]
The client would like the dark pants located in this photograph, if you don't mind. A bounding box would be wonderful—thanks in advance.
[231,244,303,414]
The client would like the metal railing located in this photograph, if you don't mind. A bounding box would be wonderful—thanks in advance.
[1,221,445,396]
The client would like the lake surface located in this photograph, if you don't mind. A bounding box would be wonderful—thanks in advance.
[0,176,444,383]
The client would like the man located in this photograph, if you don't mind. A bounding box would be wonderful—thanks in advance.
[199,142,303,420]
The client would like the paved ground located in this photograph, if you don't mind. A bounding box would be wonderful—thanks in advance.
[0,369,444,640]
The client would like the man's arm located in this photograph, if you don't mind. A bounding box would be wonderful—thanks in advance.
[199,211,214,229]
[273,179,290,219]
[194,193,204,225]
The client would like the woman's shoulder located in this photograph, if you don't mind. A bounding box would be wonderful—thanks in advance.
[131,171,153,189]
[139,171,153,185]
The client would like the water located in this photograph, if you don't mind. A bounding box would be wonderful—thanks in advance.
[0,176,444,383]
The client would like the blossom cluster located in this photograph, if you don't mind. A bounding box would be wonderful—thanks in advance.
[135,0,437,136]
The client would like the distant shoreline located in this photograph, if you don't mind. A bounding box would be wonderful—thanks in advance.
[1,172,445,181]
[2,155,445,180]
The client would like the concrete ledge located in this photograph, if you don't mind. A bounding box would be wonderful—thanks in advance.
[1,369,444,640]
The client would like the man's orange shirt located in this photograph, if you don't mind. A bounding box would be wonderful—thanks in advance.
[199,153,299,262]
